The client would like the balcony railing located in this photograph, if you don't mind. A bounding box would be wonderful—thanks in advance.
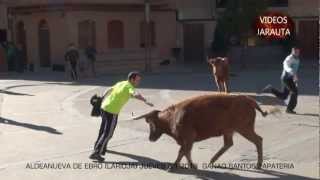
[216,0,288,8]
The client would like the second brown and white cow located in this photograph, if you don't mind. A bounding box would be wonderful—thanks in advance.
[208,57,229,93]
[134,94,278,170]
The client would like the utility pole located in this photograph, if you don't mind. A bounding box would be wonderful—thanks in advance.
[144,0,151,72]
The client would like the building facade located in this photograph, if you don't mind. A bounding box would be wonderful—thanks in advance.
[2,0,318,73]
[6,0,178,73]
[0,0,8,72]
[0,1,8,41]
[288,0,319,59]
[216,0,319,60]
[174,0,216,63]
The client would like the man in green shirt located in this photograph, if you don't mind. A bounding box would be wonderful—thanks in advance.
[89,71,153,161]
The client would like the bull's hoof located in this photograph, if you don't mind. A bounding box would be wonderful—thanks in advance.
[208,162,215,168]
[167,164,179,172]
[189,163,198,170]
[209,159,216,165]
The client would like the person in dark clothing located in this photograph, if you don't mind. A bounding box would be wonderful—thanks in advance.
[5,42,17,72]
[65,43,79,81]
[15,44,25,73]
[262,47,300,114]
[85,43,97,77]
[0,42,7,72]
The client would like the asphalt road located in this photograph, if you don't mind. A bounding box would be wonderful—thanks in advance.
[0,67,319,180]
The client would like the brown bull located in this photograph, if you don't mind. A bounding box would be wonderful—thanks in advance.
[208,57,229,93]
[134,94,275,170]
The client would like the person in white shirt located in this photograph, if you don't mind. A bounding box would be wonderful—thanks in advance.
[262,47,300,114]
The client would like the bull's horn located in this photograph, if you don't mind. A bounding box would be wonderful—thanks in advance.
[132,112,151,120]
[132,110,160,120]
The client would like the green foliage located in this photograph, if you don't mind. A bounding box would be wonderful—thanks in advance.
[212,0,268,52]
[211,24,228,54]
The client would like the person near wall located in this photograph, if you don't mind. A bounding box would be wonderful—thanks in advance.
[85,43,97,77]
[79,49,88,78]
[65,43,79,81]
[5,42,17,72]
[15,44,25,73]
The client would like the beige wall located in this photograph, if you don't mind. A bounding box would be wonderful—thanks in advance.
[176,21,216,55]
[152,11,177,58]
[0,4,7,29]
[8,0,144,6]
[286,0,318,36]
[174,0,214,20]
[15,12,69,69]
[288,0,319,17]
[66,10,176,57]
[13,10,177,69]
[204,21,216,48]
[65,11,144,51]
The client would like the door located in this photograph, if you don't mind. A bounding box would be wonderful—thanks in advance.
[298,20,319,59]
[183,23,205,63]
[0,29,7,71]
[38,20,51,67]
[108,20,124,49]
[16,21,28,67]
[78,20,96,49]
[0,29,7,42]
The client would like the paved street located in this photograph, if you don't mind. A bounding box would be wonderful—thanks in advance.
[0,65,319,180]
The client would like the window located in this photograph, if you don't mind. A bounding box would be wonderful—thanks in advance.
[140,21,156,47]
[108,20,124,49]
[78,20,96,49]
[268,0,288,7]
[38,19,51,67]
[0,29,7,42]
[216,0,229,8]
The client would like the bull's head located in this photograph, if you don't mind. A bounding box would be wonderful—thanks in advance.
[208,57,225,65]
[207,58,216,65]
[133,110,163,142]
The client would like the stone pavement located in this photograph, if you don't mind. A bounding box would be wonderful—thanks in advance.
[0,65,318,180]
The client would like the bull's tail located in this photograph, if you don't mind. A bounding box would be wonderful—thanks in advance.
[246,96,280,117]
[255,103,268,117]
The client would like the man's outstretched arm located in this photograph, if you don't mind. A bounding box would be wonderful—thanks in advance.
[132,93,154,107]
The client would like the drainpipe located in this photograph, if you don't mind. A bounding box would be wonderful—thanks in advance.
[144,0,151,72]
[7,7,14,42]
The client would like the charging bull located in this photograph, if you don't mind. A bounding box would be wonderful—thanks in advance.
[134,94,277,170]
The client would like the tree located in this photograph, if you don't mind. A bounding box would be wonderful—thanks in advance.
[213,0,267,48]
[212,0,267,67]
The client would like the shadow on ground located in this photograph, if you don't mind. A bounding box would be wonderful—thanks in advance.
[97,150,318,180]
[0,89,34,96]
[247,94,286,106]
[294,113,319,117]
[0,117,62,135]
[0,63,318,96]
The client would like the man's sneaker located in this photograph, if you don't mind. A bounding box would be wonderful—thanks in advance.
[261,84,272,93]
[286,109,297,114]
[101,149,107,156]
[89,153,105,161]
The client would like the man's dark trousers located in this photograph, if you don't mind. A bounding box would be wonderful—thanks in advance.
[70,62,78,80]
[93,111,118,155]
[270,73,298,111]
